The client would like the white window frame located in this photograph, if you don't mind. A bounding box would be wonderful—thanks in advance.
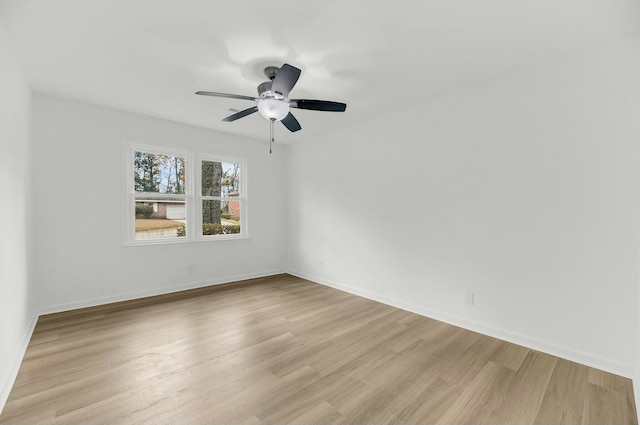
[196,154,248,241]
[125,142,248,246]
[127,143,192,245]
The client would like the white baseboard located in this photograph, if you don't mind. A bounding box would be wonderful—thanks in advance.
[288,269,634,379]
[634,378,640,424]
[0,313,38,415]
[37,269,286,316]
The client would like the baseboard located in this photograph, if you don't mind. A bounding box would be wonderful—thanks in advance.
[37,269,286,316]
[634,378,640,424]
[287,269,634,379]
[0,313,38,415]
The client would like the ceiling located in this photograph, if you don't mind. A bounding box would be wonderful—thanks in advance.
[1,0,639,144]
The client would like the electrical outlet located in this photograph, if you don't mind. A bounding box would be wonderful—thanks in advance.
[465,291,475,305]
[187,264,195,274]
[320,260,324,269]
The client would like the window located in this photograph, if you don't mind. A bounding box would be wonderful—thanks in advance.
[127,144,246,244]
[199,158,244,238]
[130,147,189,242]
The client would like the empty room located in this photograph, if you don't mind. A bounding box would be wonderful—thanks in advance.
[1,1,640,424]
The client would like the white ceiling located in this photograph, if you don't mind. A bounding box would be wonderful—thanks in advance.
[1,0,639,143]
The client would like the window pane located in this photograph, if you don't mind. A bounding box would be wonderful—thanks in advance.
[134,200,186,240]
[202,161,241,197]
[134,151,186,194]
[202,199,241,235]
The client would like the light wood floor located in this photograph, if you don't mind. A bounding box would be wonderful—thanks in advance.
[1,274,636,424]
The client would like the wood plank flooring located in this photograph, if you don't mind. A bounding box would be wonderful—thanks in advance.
[0,274,636,424]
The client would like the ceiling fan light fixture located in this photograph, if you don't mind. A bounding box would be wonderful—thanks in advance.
[257,98,290,121]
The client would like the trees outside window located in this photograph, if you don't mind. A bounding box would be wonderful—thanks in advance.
[132,149,187,241]
[200,159,243,236]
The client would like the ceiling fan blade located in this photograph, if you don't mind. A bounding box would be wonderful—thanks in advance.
[222,106,258,122]
[271,64,301,98]
[196,91,258,102]
[281,112,302,132]
[290,99,347,112]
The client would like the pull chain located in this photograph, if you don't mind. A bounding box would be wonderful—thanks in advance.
[269,119,274,154]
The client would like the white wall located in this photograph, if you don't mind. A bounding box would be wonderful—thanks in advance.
[0,23,34,410]
[33,95,287,312]
[637,278,640,422]
[287,37,640,377]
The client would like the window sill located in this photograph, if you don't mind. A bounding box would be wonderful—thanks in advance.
[123,234,250,248]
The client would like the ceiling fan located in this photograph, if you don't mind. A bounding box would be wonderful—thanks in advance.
[196,63,346,152]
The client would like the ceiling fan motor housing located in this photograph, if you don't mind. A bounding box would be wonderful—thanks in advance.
[257,81,272,97]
